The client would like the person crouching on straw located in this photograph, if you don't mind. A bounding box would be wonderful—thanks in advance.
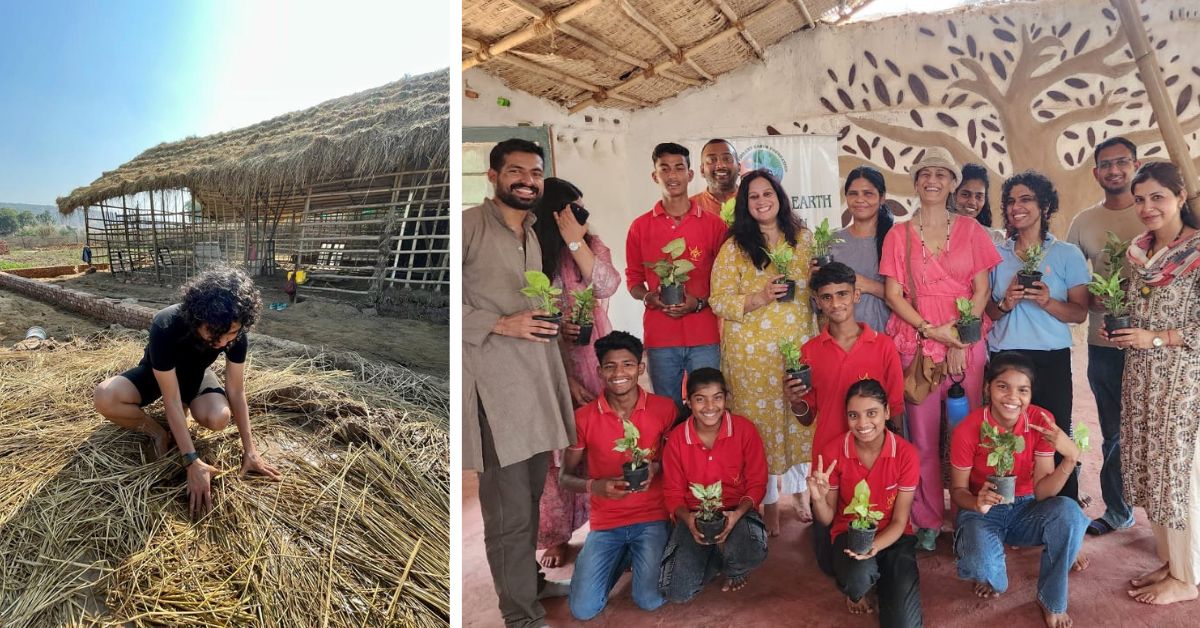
[93,267,282,518]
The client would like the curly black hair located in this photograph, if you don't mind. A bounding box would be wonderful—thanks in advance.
[1000,170,1058,242]
[729,169,803,270]
[179,267,263,339]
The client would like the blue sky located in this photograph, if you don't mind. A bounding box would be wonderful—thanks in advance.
[0,0,450,205]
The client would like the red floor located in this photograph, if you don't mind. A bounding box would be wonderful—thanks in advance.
[462,343,1198,626]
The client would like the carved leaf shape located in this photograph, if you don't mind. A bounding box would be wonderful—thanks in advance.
[967,35,977,58]
[828,69,838,82]
[989,53,1008,80]
[1047,91,1070,102]
[1064,130,1079,139]
[767,125,781,136]
[949,20,957,38]
[1156,39,1167,51]
[842,145,858,155]
[1127,102,1143,109]
[968,120,977,146]
[873,76,892,105]
[994,28,1016,43]
[937,113,959,127]
[1059,22,1072,38]
[1003,16,1014,27]
[949,45,964,55]
[1065,78,1088,89]
[981,143,989,158]
[919,27,935,37]
[838,125,851,140]
[1166,75,1180,87]
[1065,152,1075,166]
[865,50,878,68]
[900,146,914,156]
[1177,85,1193,115]
[1193,67,1200,78]
[924,65,948,80]
[1145,146,1162,156]
[838,88,855,109]
[1037,110,1054,119]
[1102,8,1115,21]
[1033,99,1044,108]
[886,59,901,77]
[1077,147,1085,164]
[872,137,881,148]
[998,162,1005,175]
[1074,30,1091,55]
[1106,119,1124,127]
[981,119,1001,132]
[862,99,872,110]
[952,65,959,78]
[849,64,857,85]
[950,93,968,108]
[1087,127,1096,146]
[1004,50,1014,63]
[908,74,930,105]
[910,110,924,127]
[857,136,871,159]
[897,90,905,104]
[883,147,896,169]
[991,142,1006,155]
[913,149,926,165]
[1132,89,1146,98]
[820,97,838,113]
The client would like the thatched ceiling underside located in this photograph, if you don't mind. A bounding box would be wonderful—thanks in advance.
[463,0,877,112]
[58,69,450,214]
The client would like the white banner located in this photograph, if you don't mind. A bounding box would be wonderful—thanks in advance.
[689,134,841,229]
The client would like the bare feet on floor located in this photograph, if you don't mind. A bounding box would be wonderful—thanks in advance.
[764,502,781,537]
[1071,555,1090,572]
[973,582,1000,598]
[793,492,813,524]
[1038,600,1073,628]
[846,595,876,615]
[1129,575,1199,605]
[539,543,567,569]
[1130,563,1170,589]
[721,575,748,592]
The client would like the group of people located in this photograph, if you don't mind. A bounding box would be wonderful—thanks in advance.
[463,134,1200,628]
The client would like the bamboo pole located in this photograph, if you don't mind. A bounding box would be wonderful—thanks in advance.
[618,0,714,80]
[495,54,648,108]
[148,191,163,284]
[790,0,815,28]
[1115,0,1200,208]
[463,0,604,70]
[711,0,765,60]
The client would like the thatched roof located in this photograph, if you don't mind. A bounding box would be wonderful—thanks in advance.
[58,69,449,214]
[462,0,875,113]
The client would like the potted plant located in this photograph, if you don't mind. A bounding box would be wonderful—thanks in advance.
[811,217,844,267]
[612,419,653,491]
[1102,231,1131,277]
[954,297,982,344]
[844,479,885,555]
[519,270,563,339]
[763,243,797,302]
[1016,242,1046,289]
[568,285,596,346]
[1087,271,1131,332]
[779,338,811,387]
[690,480,726,544]
[980,420,1026,504]
[645,237,695,306]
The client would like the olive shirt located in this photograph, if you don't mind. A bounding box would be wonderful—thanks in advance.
[1065,200,1145,348]
[462,198,575,471]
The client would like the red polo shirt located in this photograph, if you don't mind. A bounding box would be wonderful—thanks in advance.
[951,405,1056,497]
[625,199,727,348]
[824,430,918,540]
[689,190,724,216]
[661,411,768,515]
[802,324,905,459]
[568,388,676,530]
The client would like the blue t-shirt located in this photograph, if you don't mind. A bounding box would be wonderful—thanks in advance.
[987,235,1090,352]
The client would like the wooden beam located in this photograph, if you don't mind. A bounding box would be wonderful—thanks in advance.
[790,0,815,27]
[556,23,703,88]
[463,0,604,70]
[463,36,483,52]
[711,0,765,60]
[496,54,649,108]
[618,0,714,81]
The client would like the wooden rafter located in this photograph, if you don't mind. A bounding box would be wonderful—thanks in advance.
[617,0,714,81]
[496,54,650,108]
[462,0,604,70]
[790,0,815,27]
[710,0,765,60]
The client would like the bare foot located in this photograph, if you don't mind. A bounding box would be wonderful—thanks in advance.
[721,575,748,592]
[1130,575,1199,605]
[1076,493,1092,509]
[1039,600,1073,628]
[1072,555,1090,572]
[846,595,875,614]
[764,502,781,537]
[973,582,1000,598]
[539,543,567,569]
[1130,563,1170,588]
[793,492,813,524]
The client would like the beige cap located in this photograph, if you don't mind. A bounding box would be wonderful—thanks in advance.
[911,147,960,183]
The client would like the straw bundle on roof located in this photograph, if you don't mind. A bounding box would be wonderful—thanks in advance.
[0,332,448,626]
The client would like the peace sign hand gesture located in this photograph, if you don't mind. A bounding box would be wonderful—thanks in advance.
[1029,413,1079,460]
[806,455,837,503]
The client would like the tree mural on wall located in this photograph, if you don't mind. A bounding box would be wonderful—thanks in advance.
[810,0,1200,231]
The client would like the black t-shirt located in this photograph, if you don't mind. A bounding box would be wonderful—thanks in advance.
[140,304,248,374]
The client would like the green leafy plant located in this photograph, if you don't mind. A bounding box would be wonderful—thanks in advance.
[689,480,724,522]
[612,419,653,469]
[1072,422,1090,454]
[720,197,736,228]
[569,285,595,325]
[519,270,562,316]
[762,243,795,279]
[811,217,845,258]
[779,339,803,371]
[955,297,980,324]
[1019,242,1046,275]
[980,420,1027,477]
[1101,231,1131,279]
[1086,272,1129,316]
[645,237,695,287]
[843,479,885,530]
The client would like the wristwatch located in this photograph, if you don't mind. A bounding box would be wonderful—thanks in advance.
[182,451,200,467]
[1152,335,1165,348]
[694,297,706,313]
[567,241,582,252]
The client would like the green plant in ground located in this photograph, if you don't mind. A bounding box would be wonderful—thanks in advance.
[1086,272,1129,316]
[843,479,885,530]
[762,242,795,279]
[612,419,652,469]
[645,237,695,287]
[811,218,845,258]
[519,270,562,316]
[779,339,803,371]
[1019,242,1046,275]
[955,297,980,324]
[689,480,723,522]
[569,285,595,325]
[720,197,736,228]
[980,420,1026,477]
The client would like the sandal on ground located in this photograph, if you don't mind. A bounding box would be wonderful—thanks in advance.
[1085,518,1115,537]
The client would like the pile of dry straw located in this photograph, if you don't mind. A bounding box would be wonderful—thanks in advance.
[0,330,448,626]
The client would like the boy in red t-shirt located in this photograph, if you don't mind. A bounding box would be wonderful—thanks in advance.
[560,331,677,620]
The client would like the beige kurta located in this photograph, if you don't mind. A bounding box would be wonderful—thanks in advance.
[462,199,575,471]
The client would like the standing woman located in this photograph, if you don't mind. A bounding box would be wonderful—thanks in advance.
[984,171,1089,502]
[953,163,1004,245]
[1109,162,1200,605]
[879,147,1001,551]
[710,169,819,536]
[833,166,896,333]
[531,177,622,568]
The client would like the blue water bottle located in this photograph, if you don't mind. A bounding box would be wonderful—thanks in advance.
[946,375,970,428]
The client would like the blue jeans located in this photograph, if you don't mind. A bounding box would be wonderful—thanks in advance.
[646,344,721,413]
[1088,344,1134,528]
[954,495,1088,614]
[568,520,668,620]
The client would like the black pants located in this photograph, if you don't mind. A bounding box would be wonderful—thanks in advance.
[812,518,834,577]
[991,348,1077,500]
[659,510,768,603]
[832,533,924,628]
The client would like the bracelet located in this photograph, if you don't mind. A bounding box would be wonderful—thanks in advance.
[917,321,931,336]
[996,299,1011,314]
[791,400,811,417]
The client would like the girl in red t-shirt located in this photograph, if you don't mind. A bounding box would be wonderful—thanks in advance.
[809,379,923,626]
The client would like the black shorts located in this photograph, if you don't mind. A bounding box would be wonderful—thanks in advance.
[119,364,226,407]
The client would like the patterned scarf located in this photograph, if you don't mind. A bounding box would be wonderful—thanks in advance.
[1127,229,1200,288]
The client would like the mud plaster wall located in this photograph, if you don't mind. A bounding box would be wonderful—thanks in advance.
[465,0,1200,339]
[0,272,155,330]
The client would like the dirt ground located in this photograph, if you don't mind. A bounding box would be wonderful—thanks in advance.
[0,270,447,377]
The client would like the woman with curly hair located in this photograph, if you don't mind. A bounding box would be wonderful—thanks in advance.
[93,267,281,519]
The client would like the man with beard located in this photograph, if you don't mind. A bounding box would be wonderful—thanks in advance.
[1066,136,1144,537]
[691,138,739,216]
[92,268,281,519]
[463,138,575,627]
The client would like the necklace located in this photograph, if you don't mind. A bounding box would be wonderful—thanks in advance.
[916,208,951,263]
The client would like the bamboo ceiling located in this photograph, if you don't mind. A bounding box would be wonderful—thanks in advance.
[463,0,877,112]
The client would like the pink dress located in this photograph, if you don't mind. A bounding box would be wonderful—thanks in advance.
[538,235,620,549]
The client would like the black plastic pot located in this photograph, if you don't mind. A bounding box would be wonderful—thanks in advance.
[574,323,594,346]
[847,523,878,555]
[622,462,650,492]
[1104,314,1132,333]
[786,364,812,388]
[533,313,562,339]
[812,254,834,268]
[956,319,982,344]
[988,474,1017,504]
[660,284,686,306]
[1017,271,1043,290]
[775,278,797,302]
[696,512,727,544]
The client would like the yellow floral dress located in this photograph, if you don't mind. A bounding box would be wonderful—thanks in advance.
[709,233,818,475]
